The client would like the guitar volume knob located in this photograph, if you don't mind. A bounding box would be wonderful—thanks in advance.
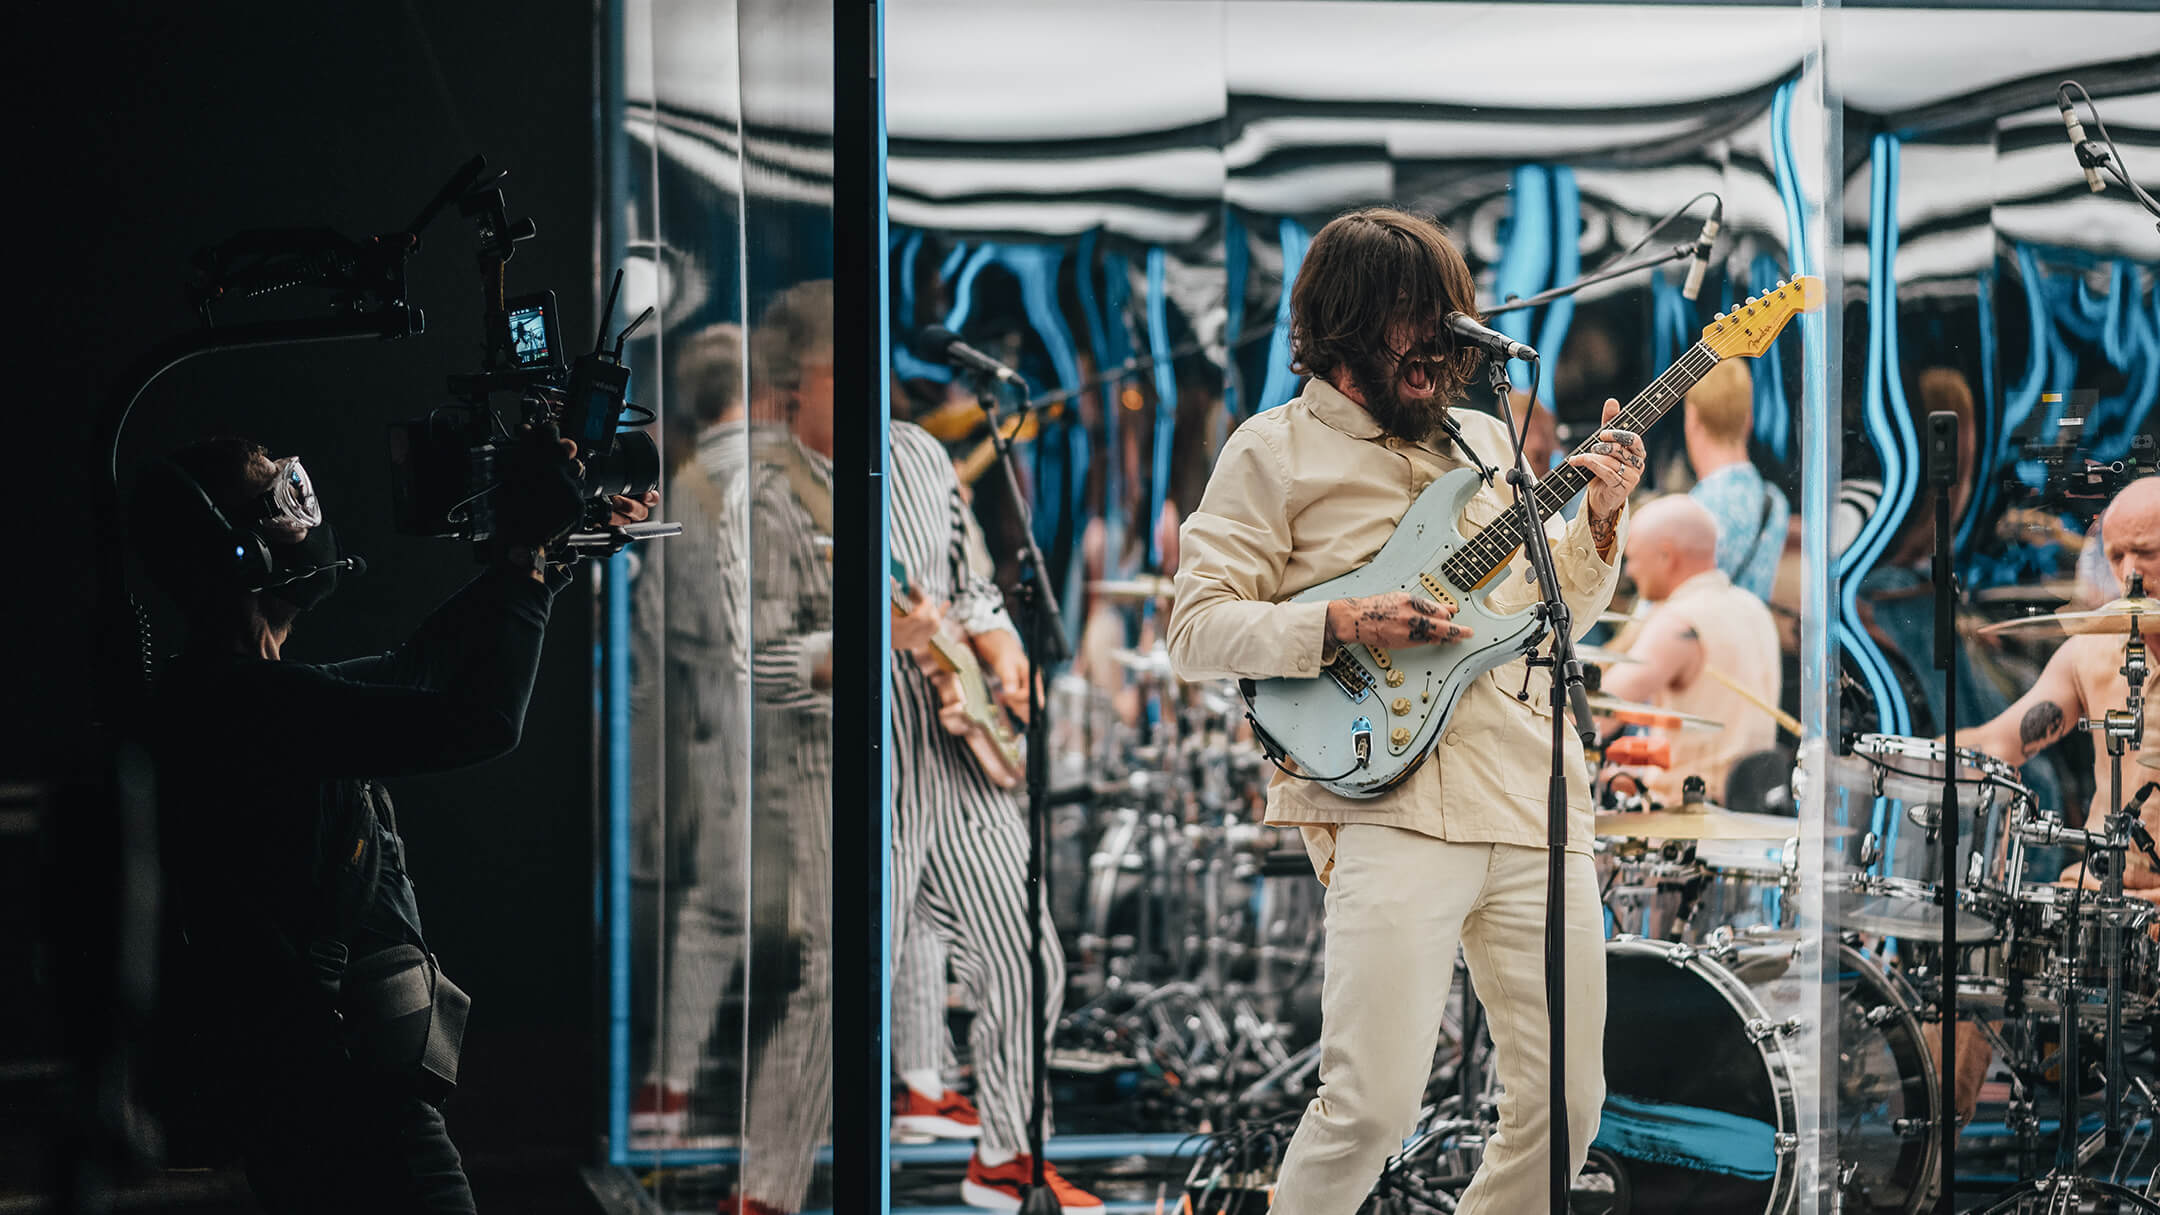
[1390,727,1412,749]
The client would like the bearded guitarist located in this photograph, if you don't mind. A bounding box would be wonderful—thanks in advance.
[1168,207,1642,1214]
[887,419,1103,1212]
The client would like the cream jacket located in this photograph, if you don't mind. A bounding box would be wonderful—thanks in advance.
[1169,379,1627,866]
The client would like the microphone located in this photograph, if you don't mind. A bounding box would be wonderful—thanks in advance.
[2061,95,2105,193]
[914,324,1022,385]
[1444,312,1537,362]
[260,554,366,589]
[1681,209,1723,302]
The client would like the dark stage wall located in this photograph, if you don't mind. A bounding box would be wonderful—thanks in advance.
[47,0,606,1196]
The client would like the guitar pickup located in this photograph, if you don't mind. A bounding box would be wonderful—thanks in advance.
[1417,572,1459,612]
[1323,650,1373,702]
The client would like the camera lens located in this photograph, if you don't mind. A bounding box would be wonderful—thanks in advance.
[585,430,659,500]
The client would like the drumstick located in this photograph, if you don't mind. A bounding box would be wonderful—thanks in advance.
[1701,664,1803,738]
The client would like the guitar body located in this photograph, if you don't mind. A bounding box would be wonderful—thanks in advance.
[893,557,1026,789]
[917,620,1027,790]
[1243,467,1545,799]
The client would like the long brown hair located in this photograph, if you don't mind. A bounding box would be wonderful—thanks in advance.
[1289,207,1482,405]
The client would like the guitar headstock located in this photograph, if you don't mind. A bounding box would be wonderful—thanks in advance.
[1701,275,1825,360]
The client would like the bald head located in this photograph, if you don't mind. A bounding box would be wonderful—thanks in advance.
[1628,495,1721,600]
[2102,476,2160,605]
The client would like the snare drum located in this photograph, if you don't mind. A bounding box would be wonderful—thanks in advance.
[1599,840,1794,945]
[1957,885,2160,1018]
[1822,735,2027,942]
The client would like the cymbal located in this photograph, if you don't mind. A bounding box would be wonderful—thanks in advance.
[1598,606,1650,627]
[1089,575,1177,601]
[2144,752,2160,772]
[1595,806,1804,841]
[1976,595,2160,637]
[1586,693,1724,732]
[1576,644,1640,666]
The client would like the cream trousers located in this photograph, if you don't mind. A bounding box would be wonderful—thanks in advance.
[1274,825,1606,1215]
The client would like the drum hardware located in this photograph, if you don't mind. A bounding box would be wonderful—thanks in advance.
[1972,612,2160,1215]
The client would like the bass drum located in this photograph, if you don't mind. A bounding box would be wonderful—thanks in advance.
[1831,946,1941,1215]
[1588,939,1937,1215]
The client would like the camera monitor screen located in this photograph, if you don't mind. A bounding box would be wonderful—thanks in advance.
[504,291,561,372]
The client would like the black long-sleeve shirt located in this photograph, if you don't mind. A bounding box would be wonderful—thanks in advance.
[150,565,563,977]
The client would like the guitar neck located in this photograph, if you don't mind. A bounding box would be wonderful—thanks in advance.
[1444,341,1722,588]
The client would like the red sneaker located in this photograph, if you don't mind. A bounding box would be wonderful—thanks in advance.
[961,1153,1103,1213]
[630,1082,689,1139]
[717,1197,790,1215]
[892,1087,982,1139]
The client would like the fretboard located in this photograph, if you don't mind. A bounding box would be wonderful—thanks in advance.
[1440,342,1723,589]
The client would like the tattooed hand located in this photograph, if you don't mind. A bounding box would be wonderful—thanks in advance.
[1567,397,1644,535]
[1326,591,1475,650]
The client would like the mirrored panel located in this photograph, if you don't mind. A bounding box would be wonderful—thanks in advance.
[1826,12,2160,1211]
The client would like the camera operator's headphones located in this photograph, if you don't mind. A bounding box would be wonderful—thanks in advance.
[131,454,360,604]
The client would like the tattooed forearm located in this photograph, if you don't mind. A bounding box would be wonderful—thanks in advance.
[1589,504,1620,561]
[2019,701,2067,754]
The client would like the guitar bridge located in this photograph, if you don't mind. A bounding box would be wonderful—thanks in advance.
[1323,650,1373,702]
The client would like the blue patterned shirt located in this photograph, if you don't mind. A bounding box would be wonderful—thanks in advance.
[1690,463,1788,599]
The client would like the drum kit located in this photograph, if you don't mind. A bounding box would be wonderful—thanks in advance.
[1054,576,2160,1211]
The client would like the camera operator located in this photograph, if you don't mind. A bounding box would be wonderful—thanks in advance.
[131,428,656,1214]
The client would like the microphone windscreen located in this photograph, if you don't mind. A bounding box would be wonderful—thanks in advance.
[912,324,962,364]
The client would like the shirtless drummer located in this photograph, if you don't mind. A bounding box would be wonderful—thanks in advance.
[1961,475,2160,876]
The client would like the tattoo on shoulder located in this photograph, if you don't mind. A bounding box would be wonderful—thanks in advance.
[2019,701,2067,753]
[1681,626,1701,644]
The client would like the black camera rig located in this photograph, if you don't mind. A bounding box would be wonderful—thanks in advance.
[2000,389,2159,520]
[386,167,667,554]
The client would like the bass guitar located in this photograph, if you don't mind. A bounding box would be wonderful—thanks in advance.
[893,557,1026,788]
[1242,276,1824,798]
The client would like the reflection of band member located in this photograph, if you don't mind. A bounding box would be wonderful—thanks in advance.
[888,420,1101,1211]
[1169,208,1639,1214]
[1598,496,1781,807]
[697,281,841,1215]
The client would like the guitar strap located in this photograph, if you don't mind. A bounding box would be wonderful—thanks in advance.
[1731,478,1778,582]
[762,439,835,535]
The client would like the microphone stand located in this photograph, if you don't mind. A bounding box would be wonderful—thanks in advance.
[1927,412,1959,1215]
[1487,354,1602,1215]
[1482,239,1702,319]
[965,366,1071,1214]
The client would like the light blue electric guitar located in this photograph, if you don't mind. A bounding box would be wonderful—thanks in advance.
[1242,277,1823,798]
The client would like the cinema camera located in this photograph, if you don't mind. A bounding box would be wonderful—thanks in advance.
[2002,389,2159,518]
[386,167,671,554]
